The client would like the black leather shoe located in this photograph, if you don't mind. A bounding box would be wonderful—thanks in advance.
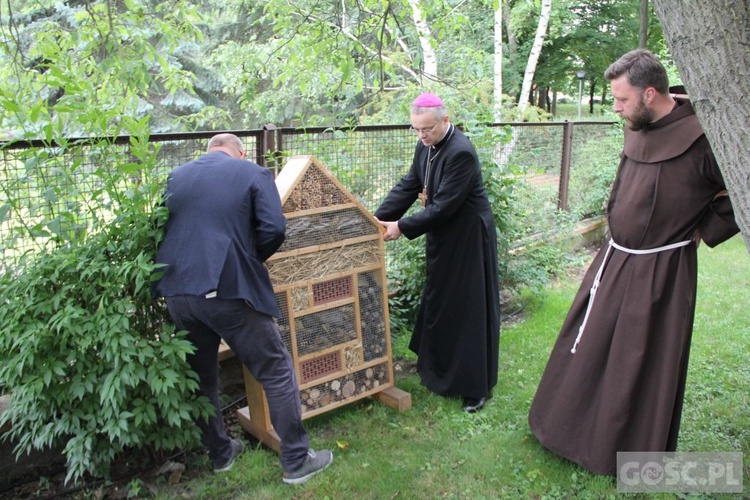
[462,397,486,413]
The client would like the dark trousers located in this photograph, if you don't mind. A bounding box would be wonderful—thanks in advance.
[165,295,309,472]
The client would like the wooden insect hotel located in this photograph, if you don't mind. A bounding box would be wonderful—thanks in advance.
[236,155,411,452]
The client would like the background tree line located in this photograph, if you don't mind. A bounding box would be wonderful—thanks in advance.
[0,0,664,137]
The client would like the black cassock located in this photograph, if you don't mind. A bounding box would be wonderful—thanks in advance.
[375,125,500,400]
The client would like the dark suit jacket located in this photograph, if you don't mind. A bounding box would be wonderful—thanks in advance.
[153,151,285,318]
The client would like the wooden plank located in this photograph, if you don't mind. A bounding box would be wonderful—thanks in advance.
[272,263,385,293]
[236,407,281,454]
[241,367,273,433]
[217,341,234,361]
[373,386,412,412]
[374,265,394,365]
[284,203,356,218]
[275,156,311,204]
[297,358,392,390]
[294,296,355,317]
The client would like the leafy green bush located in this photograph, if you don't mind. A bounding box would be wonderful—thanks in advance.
[385,232,426,336]
[475,124,600,312]
[480,147,521,285]
[567,126,622,219]
[471,124,570,311]
[0,136,213,484]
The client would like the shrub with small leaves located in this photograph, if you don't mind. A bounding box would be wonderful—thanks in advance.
[0,206,213,484]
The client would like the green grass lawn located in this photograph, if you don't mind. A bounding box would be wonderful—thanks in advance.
[152,236,749,499]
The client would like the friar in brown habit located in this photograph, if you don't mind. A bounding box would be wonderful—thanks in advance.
[528,49,739,475]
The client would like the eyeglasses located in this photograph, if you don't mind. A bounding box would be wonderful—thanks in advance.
[409,123,440,135]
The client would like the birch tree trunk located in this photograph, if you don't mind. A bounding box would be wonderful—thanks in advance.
[517,0,552,111]
[493,0,503,121]
[503,6,517,58]
[407,0,438,82]
[653,0,750,251]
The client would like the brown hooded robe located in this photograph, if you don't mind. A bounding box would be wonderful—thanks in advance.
[528,95,739,475]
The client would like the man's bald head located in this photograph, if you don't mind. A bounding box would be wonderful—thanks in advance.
[207,133,245,158]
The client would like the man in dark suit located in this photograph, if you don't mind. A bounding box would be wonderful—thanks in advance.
[153,133,333,483]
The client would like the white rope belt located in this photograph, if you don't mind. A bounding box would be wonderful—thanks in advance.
[570,237,692,354]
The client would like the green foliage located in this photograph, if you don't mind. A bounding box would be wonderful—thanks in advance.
[0,220,210,484]
[567,126,622,218]
[0,131,213,484]
[1,0,668,132]
[471,123,610,307]
[0,0,215,137]
[385,229,426,335]
[505,215,579,290]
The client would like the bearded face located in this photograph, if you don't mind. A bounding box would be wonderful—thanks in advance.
[610,75,656,131]
[623,93,656,131]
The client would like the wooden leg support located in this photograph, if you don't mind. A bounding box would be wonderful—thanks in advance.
[236,406,281,454]
[373,386,412,412]
[236,367,281,454]
[238,361,411,456]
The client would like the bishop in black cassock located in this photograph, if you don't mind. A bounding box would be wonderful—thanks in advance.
[375,92,500,412]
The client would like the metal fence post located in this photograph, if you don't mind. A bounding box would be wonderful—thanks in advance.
[558,121,574,211]
[260,124,278,174]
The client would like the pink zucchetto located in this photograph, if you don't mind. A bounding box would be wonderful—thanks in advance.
[412,92,444,107]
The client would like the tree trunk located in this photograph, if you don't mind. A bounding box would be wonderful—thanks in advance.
[653,0,750,252]
[407,0,438,82]
[517,0,552,112]
[493,0,503,121]
[503,2,517,58]
[639,0,649,48]
[552,91,557,116]
[536,86,546,109]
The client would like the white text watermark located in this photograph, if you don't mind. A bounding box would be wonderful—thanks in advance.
[617,452,743,493]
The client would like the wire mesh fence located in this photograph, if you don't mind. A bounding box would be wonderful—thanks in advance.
[274,125,416,212]
[0,121,621,273]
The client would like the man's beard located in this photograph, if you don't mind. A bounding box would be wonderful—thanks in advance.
[626,101,655,131]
